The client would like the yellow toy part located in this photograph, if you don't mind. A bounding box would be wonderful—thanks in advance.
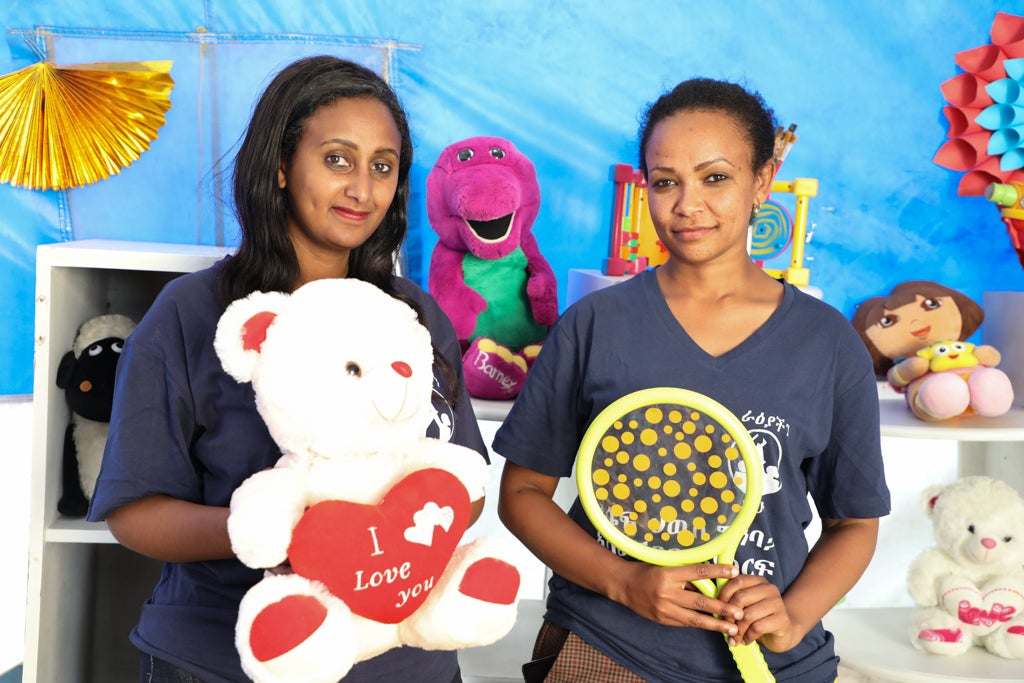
[758,178,818,287]
[916,340,980,372]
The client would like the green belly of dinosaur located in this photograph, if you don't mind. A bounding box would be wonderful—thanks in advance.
[462,249,548,349]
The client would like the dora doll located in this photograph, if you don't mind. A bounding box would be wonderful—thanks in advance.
[852,281,1012,420]
[851,280,984,379]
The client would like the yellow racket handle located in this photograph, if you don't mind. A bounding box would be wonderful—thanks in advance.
[692,580,775,682]
[728,640,775,683]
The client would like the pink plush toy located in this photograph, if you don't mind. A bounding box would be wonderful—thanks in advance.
[888,340,1014,421]
[426,136,559,400]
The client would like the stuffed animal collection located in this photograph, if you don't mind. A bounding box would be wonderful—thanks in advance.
[215,278,521,683]
[907,476,1024,659]
[56,313,136,516]
[426,135,559,400]
[851,280,1013,421]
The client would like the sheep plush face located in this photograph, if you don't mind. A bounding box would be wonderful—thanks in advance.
[215,279,436,459]
[928,476,1024,569]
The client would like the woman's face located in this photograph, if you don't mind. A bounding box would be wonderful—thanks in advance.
[278,96,402,273]
[864,294,964,360]
[645,109,773,268]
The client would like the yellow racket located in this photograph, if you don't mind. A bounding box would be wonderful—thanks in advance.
[575,387,774,683]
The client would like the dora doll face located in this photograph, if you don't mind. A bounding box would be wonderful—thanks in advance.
[864,294,963,361]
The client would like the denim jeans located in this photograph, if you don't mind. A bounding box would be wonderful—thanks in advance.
[141,654,464,683]
[141,654,206,683]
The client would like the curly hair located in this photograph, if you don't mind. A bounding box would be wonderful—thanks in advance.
[638,77,777,178]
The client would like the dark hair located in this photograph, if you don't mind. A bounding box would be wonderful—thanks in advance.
[221,55,413,301]
[220,55,459,402]
[638,78,777,178]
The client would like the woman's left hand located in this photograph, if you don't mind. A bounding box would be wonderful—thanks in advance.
[716,574,796,652]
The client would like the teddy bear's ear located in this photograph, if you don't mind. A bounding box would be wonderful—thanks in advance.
[214,290,292,382]
[920,484,946,517]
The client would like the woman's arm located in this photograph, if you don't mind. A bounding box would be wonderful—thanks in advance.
[498,460,744,634]
[469,497,484,527]
[107,495,234,563]
[108,495,484,563]
[721,516,879,651]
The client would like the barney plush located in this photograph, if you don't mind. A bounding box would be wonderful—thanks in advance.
[426,136,559,400]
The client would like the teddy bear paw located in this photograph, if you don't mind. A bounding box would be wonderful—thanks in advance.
[462,338,528,399]
[458,556,521,605]
[985,622,1024,659]
[400,537,521,649]
[914,627,971,655]
[237,574,356,683]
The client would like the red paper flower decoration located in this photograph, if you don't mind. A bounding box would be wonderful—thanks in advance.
[934,12,1024,195]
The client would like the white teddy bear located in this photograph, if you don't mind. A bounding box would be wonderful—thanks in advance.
[214,278,521,683]
[906,475,1024,659]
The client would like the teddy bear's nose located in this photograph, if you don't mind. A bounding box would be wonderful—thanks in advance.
[981,537,997,550]
[392,361,412,378]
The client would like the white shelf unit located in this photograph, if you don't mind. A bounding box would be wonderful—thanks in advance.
[26,240,232,683]
[827,399,1024,683]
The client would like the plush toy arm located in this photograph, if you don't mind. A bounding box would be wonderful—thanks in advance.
[228,466,309,568]
[429,244,488,340]
[973,344,1002,367]
[57,422,89,517]
[907,547,958,607]
[413,439,489,501]
[888,356,930,390]
[520,232,559,327]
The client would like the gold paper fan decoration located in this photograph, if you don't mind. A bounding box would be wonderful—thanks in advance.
[0,60,174,191]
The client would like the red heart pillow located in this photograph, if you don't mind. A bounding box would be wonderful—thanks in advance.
[289,468,471,623]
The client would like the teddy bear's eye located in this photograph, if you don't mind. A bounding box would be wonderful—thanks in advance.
[877,315,898,329]
[921,297,942,311]
[489,146,505,159]
[968,524,976,534]
[1006,536,1013,543]
[112,341,124,354]
[456,148,473,162]
[345,362,362,377]
[87,343,103,357]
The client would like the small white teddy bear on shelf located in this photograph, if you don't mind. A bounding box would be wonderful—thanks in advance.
[906,475,1024,659]
[214,278,521,683]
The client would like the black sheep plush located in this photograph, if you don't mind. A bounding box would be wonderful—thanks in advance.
[56,313,136,517]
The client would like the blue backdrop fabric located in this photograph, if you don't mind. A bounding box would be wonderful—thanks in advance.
[2,0,1024,394]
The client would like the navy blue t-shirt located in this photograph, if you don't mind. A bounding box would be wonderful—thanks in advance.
[492,269,891,683]
[88,259,487,683]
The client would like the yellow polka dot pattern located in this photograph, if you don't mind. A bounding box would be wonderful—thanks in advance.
[588,403,743,550]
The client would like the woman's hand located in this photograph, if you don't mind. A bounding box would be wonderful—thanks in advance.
[717,573,795,651]
[610,561,744,637]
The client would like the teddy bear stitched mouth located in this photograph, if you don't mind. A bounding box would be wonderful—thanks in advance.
[465,213,513,242]
[372,382,414,423]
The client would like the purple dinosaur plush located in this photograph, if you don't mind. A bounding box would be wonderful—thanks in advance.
[426,136,559,399]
